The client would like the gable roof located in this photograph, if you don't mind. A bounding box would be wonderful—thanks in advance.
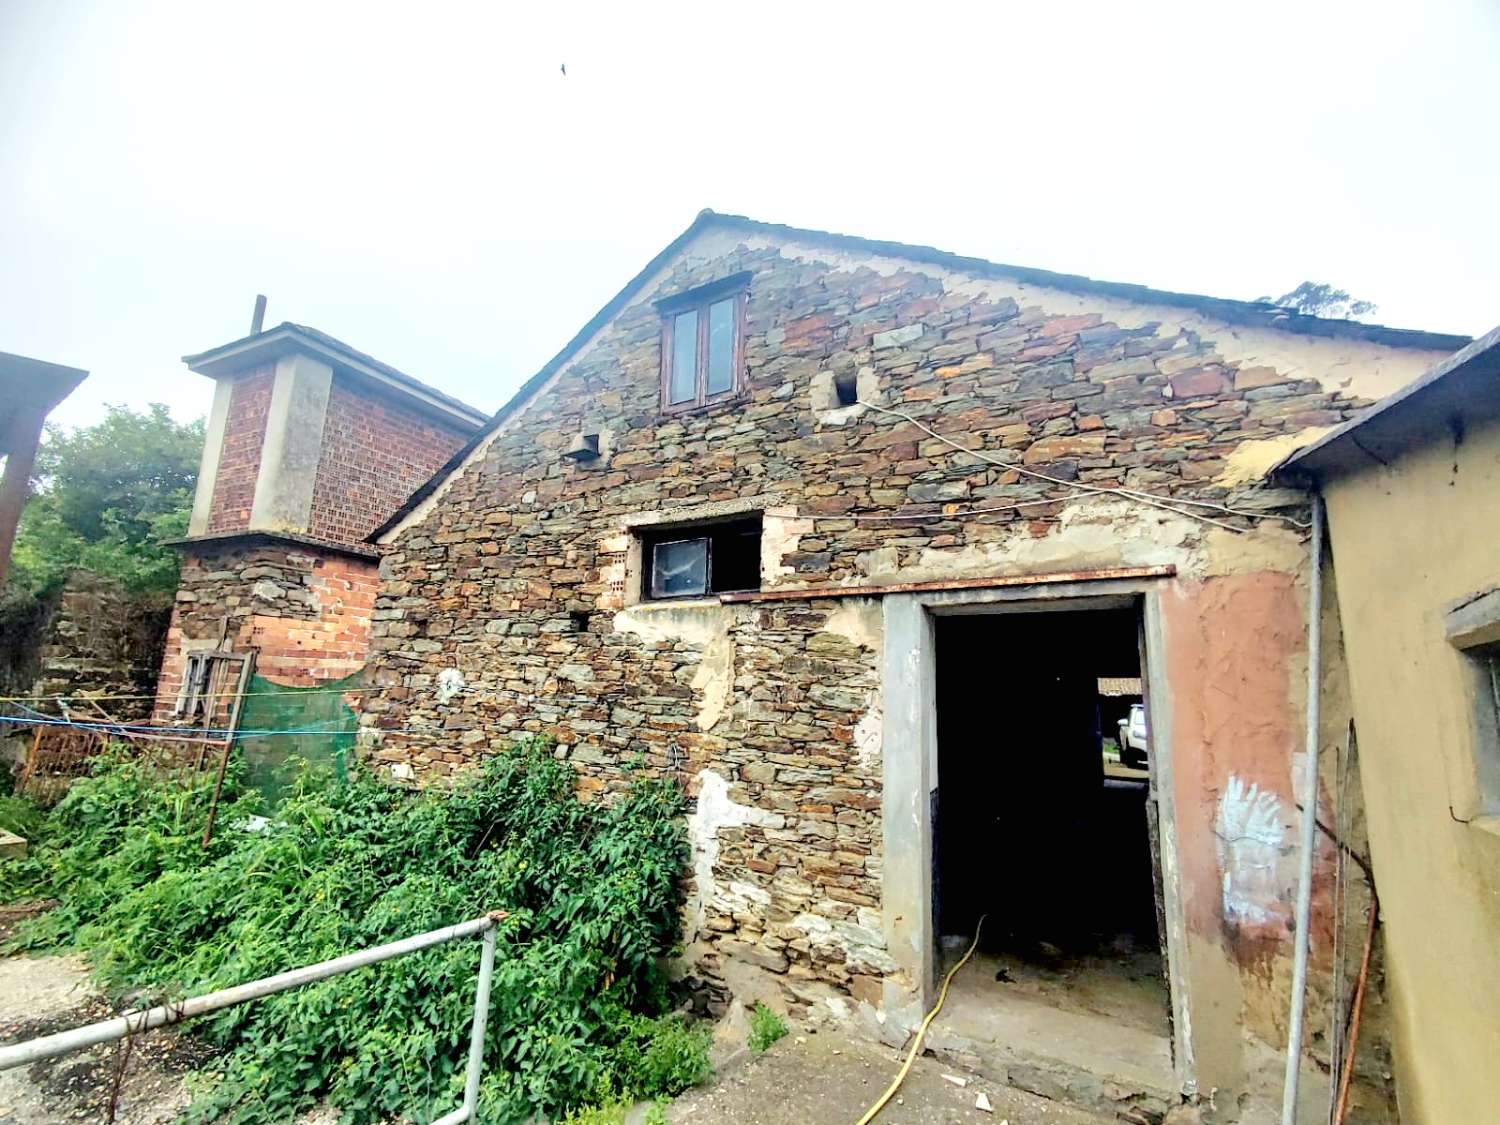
[184,321,489,431]
[369,209,1472,540]
[1276,322,1500,481]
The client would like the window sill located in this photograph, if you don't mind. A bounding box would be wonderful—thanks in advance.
[627,596,725,611]
[657,394,750,422]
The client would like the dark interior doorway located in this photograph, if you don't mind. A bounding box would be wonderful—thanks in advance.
[934,604,1169,1037]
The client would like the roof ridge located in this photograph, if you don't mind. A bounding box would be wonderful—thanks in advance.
[367,208,1472,541]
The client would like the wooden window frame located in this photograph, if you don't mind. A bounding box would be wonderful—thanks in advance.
[657,273,751,415]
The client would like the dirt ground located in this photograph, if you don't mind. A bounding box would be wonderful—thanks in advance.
[0,944,1115,1125]
[0,952,213,1125]
[668,1027,1115,1125]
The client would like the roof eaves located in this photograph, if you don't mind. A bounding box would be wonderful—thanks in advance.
[702,212,1471,353]
[184,323,488,429]
[367,209,721,540]
[1275,322,1500,482]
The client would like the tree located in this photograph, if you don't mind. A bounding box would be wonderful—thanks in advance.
[8,405,204,594]
[1257,282,1378,321]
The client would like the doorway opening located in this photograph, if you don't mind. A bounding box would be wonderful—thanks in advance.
[930,602,1173,1084]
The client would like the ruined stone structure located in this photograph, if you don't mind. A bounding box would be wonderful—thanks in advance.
[153,323,485,714]
[356,213,1463,1119]
[0,570,170,774]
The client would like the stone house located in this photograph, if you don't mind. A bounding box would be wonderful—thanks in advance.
[1278,326,1500,1124]
[356,212,1465,1120]
[153,322,486,719]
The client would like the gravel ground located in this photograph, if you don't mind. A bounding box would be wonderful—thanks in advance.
[0,952,216,1125]
[668,1026,1115,1125]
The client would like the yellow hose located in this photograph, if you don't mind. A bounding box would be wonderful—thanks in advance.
[854,916,986,1125]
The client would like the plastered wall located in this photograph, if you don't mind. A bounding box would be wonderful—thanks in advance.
[1319,414,1500,1124]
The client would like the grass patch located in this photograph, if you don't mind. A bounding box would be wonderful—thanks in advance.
[748,1002,787,1053]
[2,738,705,1123]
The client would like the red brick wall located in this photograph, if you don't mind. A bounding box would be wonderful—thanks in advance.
[205,366,276,534]
[307,375,474,544]
[154,543,380,721]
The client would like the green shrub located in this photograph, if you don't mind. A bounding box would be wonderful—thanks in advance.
[616,1014,711,1096]
[748,1003,787,1053]
[8,737,699,1123]
[0,793,43,841]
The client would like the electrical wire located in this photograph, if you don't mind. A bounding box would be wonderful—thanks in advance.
[854,398,1311,532]
[0,685,386,704]
[0,711,490,742]
[854,915,986,1125]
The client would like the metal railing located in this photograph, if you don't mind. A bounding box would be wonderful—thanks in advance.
[0,910,506,1125]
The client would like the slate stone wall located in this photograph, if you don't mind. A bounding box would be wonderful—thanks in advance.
[356,230,1436,1016]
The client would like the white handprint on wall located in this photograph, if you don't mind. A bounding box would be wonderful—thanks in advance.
[1215,775,1291,929]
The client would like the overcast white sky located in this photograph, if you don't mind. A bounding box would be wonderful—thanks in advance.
[3,0,1497,432]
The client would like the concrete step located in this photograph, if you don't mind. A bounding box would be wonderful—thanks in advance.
[924,989,1179,1123]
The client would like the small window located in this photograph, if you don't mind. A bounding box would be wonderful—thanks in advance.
[657,274,750,412]
[640,515,762,601]
[1445,588,1500,818]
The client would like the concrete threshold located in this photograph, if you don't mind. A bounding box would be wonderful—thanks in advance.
[924,987,1178,1121]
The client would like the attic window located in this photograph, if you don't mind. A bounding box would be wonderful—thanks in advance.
[657,273,750,413]
[639,515,762,600]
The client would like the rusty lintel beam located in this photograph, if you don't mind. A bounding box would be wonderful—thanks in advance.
[718,564,1176,604]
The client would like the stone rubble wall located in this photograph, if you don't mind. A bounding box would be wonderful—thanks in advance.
[153,542,379,720]
[356,230,1445,1019]
[0,570,170,773]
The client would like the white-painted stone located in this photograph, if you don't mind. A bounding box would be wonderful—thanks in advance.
[435,667,466,703]
[687,769,785,937]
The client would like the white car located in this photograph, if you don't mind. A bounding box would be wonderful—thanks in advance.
[1117,703,1148,769]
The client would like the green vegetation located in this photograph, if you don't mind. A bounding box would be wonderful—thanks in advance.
[1257,281,1377,321]
[2,738,707,1123]
[0,793,44,840]
[9,404,203,595]
[747,1002,787,1053]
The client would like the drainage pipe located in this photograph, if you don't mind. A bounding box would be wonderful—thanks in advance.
[1281,492,1324,1125]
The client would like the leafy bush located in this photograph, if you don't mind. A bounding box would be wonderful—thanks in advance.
[748,1003,787,1053]
[6,738,698,1123]
[0,793,44,841]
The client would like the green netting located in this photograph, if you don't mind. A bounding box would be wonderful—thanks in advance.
[235,672,361,805]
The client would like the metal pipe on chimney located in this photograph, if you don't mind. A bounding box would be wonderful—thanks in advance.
[251,295,267,335]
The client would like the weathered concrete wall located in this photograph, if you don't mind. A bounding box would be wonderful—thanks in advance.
[1319,413,1500,1124]
[360,228,1445,1109]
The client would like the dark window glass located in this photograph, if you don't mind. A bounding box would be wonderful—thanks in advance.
[709,521,760,592]
[641,515,762,601]
[659,281,745,411]
[670,310,698,404]
[706,298,735,395]
[651,538,709,598]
